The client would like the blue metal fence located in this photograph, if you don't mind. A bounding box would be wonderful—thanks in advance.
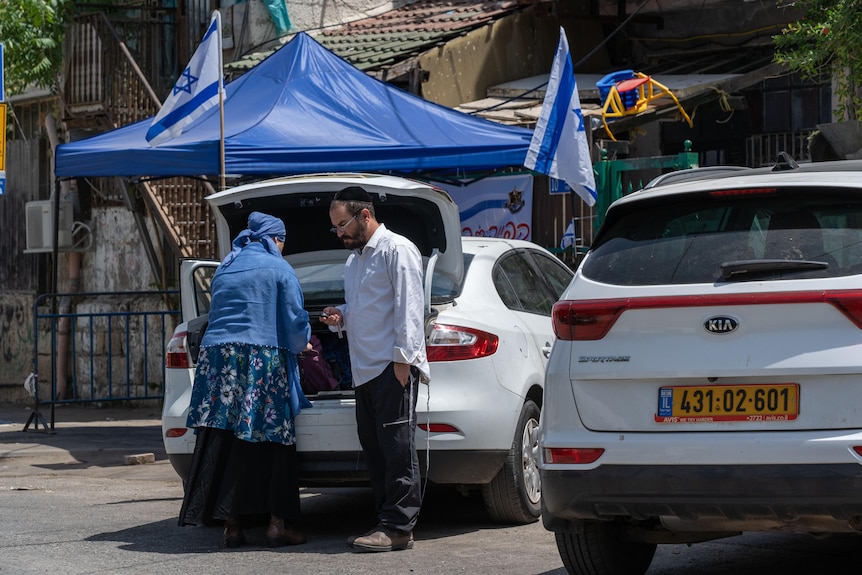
[25,291,179,431]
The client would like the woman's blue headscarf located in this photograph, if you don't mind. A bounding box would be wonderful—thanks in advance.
[221,211,286,268]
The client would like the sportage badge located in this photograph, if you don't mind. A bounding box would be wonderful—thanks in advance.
[704,315,739,334]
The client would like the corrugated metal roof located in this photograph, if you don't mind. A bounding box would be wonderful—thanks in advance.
[227,0,525,75]
[457,45,783,130]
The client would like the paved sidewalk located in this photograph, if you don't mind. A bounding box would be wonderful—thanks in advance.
[0,402,167,466]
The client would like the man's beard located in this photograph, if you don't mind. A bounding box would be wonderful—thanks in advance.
[340,219,368,250]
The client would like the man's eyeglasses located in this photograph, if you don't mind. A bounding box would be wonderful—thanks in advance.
[330,214,358,234]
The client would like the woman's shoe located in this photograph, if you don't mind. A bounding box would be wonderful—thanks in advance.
[266,515,307,547]
[223,517,246,548]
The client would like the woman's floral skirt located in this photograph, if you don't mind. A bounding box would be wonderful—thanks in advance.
[186,343,299,446]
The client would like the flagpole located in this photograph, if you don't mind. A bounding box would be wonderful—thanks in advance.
[217,11,226,191]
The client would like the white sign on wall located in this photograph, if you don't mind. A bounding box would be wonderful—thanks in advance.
[436,174,533,241]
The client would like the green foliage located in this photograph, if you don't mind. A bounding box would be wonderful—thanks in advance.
[773,1,862,120]
[0,0,72,96]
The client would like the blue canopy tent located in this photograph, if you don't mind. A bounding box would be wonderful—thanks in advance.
[54,32,534,179]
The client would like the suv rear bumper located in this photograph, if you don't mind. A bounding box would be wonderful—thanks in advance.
[541,464,862,533]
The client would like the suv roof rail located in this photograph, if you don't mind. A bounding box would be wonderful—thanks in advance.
[643,165,752,190]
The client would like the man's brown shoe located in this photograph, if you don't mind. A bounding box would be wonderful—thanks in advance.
[351,527,414,552]
[347,525,380,546]
[266,516,307,548]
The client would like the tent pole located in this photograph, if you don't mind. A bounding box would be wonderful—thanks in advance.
[219,88,225,191]
[217,9,226,191]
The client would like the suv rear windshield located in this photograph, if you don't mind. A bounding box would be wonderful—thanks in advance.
[582,188,862,285]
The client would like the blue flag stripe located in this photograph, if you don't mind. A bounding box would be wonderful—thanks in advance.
[533,54,575,174]
[201,15,218,41]
[145,81,220,142]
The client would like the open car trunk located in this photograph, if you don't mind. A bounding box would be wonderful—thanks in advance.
[184,173,464,399]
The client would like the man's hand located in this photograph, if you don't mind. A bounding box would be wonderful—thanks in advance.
[319,306,343,327]
[394,362,411,388]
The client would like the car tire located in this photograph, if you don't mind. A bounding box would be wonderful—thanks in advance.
[481,399,542,524]
[555,522,657,575]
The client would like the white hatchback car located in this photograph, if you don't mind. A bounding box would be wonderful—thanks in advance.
[162,173,573,524]
[540,160,862,575]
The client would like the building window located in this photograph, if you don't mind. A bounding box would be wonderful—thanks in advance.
[761,72,831,134]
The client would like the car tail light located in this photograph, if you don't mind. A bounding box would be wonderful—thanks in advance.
[553,290,862,341]
[418,423,460,433]
[543,447,605,464]
[165,428,190,438]
[165,331,190,369]
[426,324,499,362]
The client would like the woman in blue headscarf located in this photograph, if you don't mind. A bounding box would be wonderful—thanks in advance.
[179,211,312,548]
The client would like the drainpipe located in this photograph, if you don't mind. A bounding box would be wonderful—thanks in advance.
[45,113,81,401]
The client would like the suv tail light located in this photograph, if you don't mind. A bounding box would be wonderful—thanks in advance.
[553,290,862,341]
[543,447,605,464]
[426,324,499,362]
[552,300,626,341]
[165,331,191,369]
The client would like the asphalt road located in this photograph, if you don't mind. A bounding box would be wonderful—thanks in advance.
[1,404,861,575]
[0,405,567,575]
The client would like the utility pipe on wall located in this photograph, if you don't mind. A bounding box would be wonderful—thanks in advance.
[45,113,81,401]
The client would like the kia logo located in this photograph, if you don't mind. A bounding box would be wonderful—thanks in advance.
[704,316,739,334]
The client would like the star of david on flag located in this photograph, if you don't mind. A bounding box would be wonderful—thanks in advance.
[146,12,223,147]
[524,27,597,206]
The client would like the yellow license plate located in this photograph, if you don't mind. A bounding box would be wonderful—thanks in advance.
[655,383,799,423]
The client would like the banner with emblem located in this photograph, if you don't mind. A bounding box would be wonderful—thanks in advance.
[435,174,533,241]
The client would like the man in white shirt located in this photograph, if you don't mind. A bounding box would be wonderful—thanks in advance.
[321,186,429,552]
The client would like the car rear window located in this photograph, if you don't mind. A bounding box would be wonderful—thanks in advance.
[582,187,862,285]
[293,254,473,305]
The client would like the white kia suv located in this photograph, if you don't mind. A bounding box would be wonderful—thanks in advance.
[541,160,862,575]
[163,173,573,524]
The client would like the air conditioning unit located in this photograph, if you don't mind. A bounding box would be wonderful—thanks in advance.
[24,200,74,253]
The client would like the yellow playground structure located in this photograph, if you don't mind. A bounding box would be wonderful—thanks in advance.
[597,70,693,141]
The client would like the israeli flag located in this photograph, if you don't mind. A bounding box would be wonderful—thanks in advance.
[146,12,223,147]
[560,218,577,249]
[524,27,597,206]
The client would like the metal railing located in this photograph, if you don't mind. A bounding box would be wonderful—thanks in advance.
[25,291,179,431]
[746,132,812,167]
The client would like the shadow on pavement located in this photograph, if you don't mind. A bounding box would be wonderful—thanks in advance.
[85,484,529,555]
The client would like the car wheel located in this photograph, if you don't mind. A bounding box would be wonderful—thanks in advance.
[481,399,541,524]
[555,522,657,575]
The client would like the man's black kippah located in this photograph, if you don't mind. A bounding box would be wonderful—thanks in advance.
[335,186,372,203]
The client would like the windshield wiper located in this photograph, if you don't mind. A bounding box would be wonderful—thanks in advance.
[720,259,828,280]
